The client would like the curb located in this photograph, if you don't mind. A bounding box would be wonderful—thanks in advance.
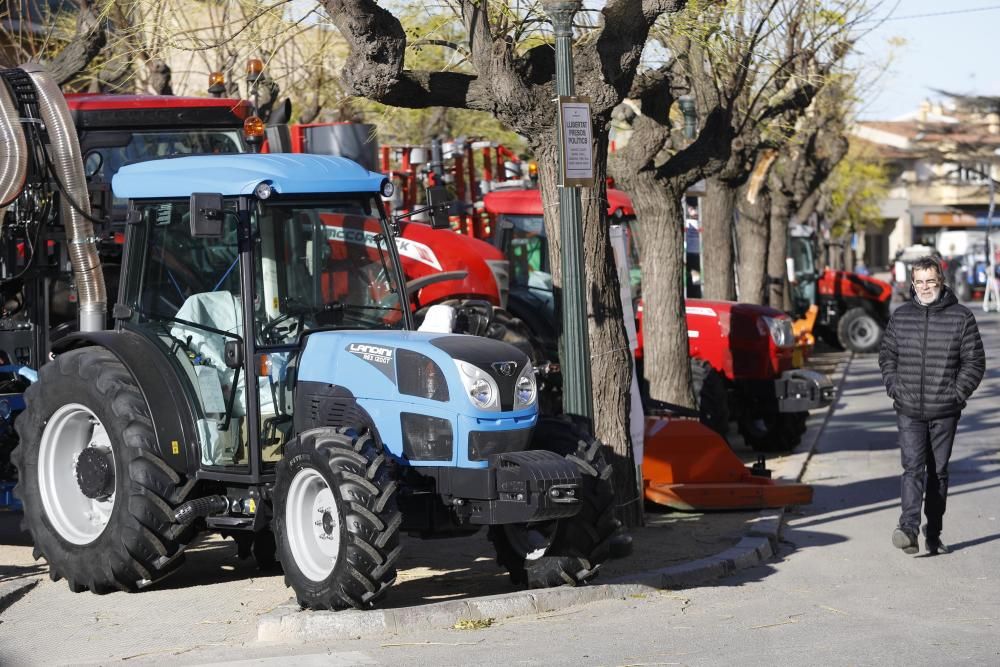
[258,353,854,643]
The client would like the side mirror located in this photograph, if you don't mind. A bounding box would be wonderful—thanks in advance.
[190,192,224,238]
[224,340,244,370]
[426,186,452,230]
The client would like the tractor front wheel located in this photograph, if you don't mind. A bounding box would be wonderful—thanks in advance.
[837,307,883,353]
[738,410,809,453]
[13,348,196,593]
[691,358,730,438]
[273,427,401,610]
[489,416,619,589]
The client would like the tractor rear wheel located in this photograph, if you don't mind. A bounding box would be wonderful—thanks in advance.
[488,415,619,588]
[738,410,809,453]
[273,427,401,610]
[837,307,883,353]
[13,348,196,593]
[691,358,730,438]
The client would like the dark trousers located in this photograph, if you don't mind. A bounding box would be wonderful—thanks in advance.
[897,413,959,537]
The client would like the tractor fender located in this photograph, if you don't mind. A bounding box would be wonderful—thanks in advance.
[52,330,201,476]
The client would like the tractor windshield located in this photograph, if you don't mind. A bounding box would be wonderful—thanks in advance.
[499,213,644,301]
[253,198,406,345]
[83,129,247,211]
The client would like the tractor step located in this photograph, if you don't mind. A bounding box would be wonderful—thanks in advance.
[641,417,813,511]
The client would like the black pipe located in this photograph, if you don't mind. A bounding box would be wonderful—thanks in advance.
[174,495,229,524]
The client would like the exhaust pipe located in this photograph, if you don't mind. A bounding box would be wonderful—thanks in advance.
[20,64,106,332]
[0,75,28,219]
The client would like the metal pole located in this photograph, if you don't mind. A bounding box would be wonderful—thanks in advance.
[542,0,592,421]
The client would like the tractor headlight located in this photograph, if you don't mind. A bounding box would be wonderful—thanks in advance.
[760,315,795,348]
[454,360,500,411]
[514,364,537,409]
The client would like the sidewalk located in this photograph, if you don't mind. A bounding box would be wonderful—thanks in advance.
[0,352,848,661]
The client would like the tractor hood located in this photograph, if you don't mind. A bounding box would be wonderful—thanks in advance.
[296,330,537,467]
[298,329,535,416]
[818,269,892,303]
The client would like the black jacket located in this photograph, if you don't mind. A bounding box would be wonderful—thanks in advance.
[878,286,985,419]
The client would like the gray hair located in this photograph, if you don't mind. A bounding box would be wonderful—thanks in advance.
[911,255,943,278]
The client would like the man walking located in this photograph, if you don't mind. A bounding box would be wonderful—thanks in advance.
[878,256,985,555]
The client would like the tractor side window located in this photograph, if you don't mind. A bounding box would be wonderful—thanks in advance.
[504,215,552,292]
[790,238,813,276]
[130,200,249,469]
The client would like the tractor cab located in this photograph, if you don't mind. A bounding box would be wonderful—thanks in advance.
[116,164,407,471]
[788,224,819,316]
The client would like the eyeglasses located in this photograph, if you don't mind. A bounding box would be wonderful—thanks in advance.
[913,280,940,288]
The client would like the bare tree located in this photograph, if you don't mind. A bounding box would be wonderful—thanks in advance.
[323,0,688,526]
[686,0,865,304]
[607,0,781,406]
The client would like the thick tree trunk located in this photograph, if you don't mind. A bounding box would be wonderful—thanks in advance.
[735,183,771,305]
[767,187,792,311]
[534,138,641,528]
[701,176,737,301]
[629,178,694,407]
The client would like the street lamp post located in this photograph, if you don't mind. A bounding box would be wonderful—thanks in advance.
[540,0,593,421]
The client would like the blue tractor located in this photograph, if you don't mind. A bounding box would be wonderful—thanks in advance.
[10,153,617,609]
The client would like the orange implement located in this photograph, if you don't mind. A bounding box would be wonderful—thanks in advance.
[792,305,818,367]
[642,417,813,511]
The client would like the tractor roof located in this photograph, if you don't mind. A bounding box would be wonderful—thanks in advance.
[482,187,635,217]
[113,154,388,199]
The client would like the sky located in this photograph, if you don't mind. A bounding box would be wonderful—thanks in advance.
[854,1,1000,120]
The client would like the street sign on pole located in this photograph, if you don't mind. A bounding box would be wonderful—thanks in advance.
[558,96,594,187]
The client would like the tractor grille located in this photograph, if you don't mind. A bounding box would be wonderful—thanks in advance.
[468,428,533,461]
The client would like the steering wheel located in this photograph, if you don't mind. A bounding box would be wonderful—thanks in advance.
[260,311,301,344]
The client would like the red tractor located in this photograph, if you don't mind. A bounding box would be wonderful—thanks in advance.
[482,188,833,452]
[788,224,892,353]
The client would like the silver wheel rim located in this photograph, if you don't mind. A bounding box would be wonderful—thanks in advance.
[503,521,557,561]
[39,403,116,545]
[848,316,879,348]
[286,468,342,582]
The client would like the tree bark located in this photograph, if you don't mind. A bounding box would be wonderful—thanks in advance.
[630,178,693,406]
[735,182,770,305]
[701,176,737,301]
[46,7,106,86]
[767,185,792,311]
[534,135,640,527]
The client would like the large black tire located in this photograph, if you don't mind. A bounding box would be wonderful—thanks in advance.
[690,358,730,437]
[273,427,401,610]
[738,411,808,453]
[12,348,196,593]
[487,308,549,366]
[488,415,619,588]
[836,307,883,354]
